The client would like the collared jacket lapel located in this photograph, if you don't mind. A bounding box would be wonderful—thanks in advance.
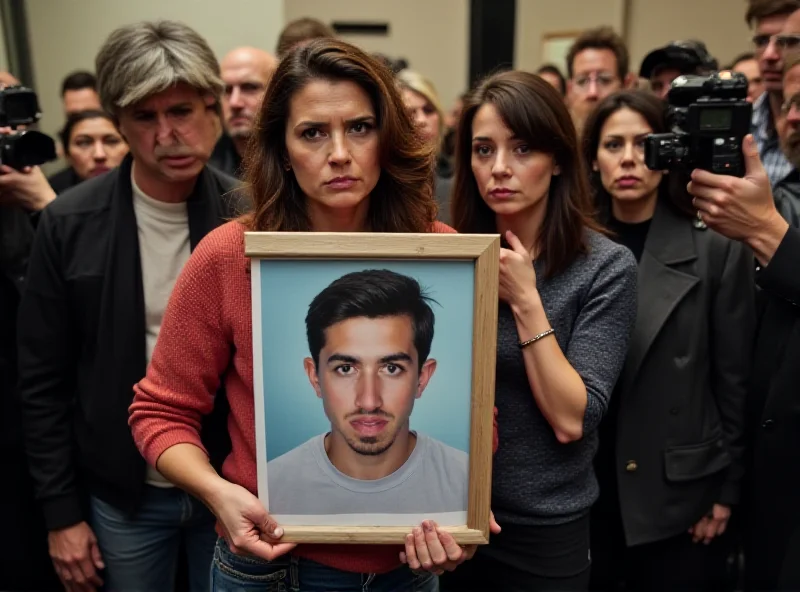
[19,153,243,525]
[605,197,755,547]
[93,156,242,444]
[619,199,699,393]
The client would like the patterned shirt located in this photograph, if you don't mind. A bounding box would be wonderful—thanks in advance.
[751,92,793,187]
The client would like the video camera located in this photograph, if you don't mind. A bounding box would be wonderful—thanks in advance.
[0,85,57,170]
[644,71,752,177]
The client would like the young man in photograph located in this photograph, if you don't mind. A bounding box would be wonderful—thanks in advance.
[266,269,469,517]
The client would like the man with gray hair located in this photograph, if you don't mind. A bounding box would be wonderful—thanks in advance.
[17,20,241,592]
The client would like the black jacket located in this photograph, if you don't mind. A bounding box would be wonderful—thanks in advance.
[1,205,62,589]
[744,225,800,591]
[17,154,244,531]
[1,205,34,466]
[603,199,755,546]
[774,169,800,227]
[209,133,243,179]
[0,207,33,409]
[46,166,82,195]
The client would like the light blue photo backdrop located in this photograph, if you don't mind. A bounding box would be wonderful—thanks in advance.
[258,259,474,460]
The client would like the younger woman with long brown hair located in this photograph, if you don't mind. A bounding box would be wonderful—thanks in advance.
[128,38,493,592]
[437,70,637,591]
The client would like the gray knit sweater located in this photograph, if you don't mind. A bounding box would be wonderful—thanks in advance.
[491,229,637,526]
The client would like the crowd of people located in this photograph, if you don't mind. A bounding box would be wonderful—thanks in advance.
[1,1,800,591]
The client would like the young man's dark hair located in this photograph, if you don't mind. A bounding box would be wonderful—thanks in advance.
[746,0,800,27]
[536,64,567,95]
[728,51,757,69]
[565,26,629,81]
[275,17,336,58]
[60,70,96,96]
[305,269,436,369]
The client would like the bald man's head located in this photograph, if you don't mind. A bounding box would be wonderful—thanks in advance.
[220,47,278,147]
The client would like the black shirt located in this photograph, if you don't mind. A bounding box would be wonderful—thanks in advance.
[209,134,243,179]
[46,167,82,195]
[606,215,652,263]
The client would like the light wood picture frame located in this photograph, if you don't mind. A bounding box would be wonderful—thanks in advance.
[246,232,500,545]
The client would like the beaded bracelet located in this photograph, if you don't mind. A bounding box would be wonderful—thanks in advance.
[518,328,555,349]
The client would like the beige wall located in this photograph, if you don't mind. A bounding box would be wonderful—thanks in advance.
[284,0,469,113]
[23,0,756,150]
[627,1,752,73]
[0,15,8,73]
[515,0,753,77]
[515,0,626,74]
[25,0,284,145]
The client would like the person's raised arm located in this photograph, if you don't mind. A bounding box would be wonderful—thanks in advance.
[0,164,57,212]
[689,135,788,263]
[128,228,294,560]
[499,230,637,443]
[688,135,800,306]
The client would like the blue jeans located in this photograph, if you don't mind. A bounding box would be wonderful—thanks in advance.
[89,485,218,592]
[210,538,438,592]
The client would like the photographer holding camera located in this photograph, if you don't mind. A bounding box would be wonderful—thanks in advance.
[0,74,57,214]
[630,68,800,590]
[689,131,800,592]
[668,62,800,592]
[0,72,60,591]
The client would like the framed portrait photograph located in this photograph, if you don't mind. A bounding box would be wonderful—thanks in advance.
[246,232,499,545]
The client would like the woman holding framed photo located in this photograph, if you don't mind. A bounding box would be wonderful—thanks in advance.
[438,71,638,592]
[129,38,498,592]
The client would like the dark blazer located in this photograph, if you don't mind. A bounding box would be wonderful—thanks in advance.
[209,133,243,179]
[0,206,61,590]
[46,166,82,195]
[17,154,245,532]
[744,226,800,591]
[1,207,34,449]
[774,169,800,227]
[611,199,755,547]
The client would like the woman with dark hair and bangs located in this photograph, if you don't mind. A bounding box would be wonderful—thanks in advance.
[582,90,754,592]
[437,71,638,591]
[129,38,498,591]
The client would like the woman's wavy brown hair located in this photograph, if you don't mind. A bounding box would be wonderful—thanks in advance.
[451,70,604,279]
[240,37,437,232]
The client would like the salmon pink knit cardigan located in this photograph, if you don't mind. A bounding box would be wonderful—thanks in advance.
[129,220,499,574]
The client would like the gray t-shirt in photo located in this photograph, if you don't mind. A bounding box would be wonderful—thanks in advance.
[266,432,469,519]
